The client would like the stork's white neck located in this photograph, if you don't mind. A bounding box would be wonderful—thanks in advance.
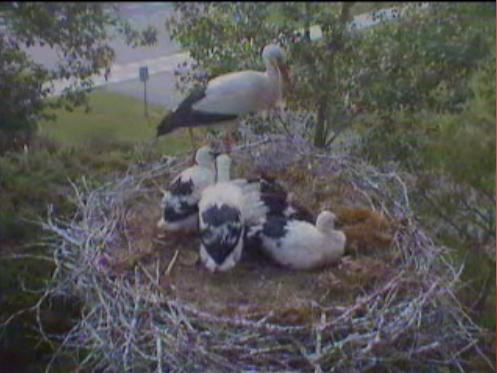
[316,211,338,234]
[265,61,283,105]
[216,155,232,183]
[197,157,216,168]
[196,146,216,168]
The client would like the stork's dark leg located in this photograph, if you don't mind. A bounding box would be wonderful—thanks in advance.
[223,126,238,154]
[223,130,233,154]
[188,127,197,164]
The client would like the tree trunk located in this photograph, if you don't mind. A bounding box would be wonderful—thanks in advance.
[314,94,328,148]
[331,2,356,51]
[340,2,355,24]
[303,2,311,42]
[313,2,356,148]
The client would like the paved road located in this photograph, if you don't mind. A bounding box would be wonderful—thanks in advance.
[25,3,181,71]
[50,49,191,109]
[108,2,181,64]
[100,70,184,108]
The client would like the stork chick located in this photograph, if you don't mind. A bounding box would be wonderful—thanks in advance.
[247,211,346,270]
[157,145,220,233]
[198,154,266,272]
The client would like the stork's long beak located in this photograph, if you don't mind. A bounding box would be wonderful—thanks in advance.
[278,62,292,91]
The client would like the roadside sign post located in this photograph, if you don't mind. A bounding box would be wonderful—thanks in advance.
[139,66,149,118]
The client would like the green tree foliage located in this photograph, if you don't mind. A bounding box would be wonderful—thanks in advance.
[279,2,360,147]
[0,2,157,153]
[428,51,496,195]
[167,2,361,148]
[355,2,496,163]
[363,2,494,112]
[352,5,496,329]
[414,50,496,256]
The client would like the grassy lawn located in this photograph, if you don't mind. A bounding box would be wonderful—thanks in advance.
[39,90,194,156]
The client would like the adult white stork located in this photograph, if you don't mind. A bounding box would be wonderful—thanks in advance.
[246,211,346,270]
[156,44,290,152]
[157,145,220,232]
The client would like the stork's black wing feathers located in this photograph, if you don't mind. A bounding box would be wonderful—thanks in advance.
[160,176,198,223]
[201,204,241,227]
[169,177,194,196]
[260,193,289,217]
[177,86,207,111]
[244,175,289,216]
[157,86,238,137]
[261,216,289,239]
[259,175,288,196]
[201,205,243,265]
[163,200,198,223]
[286,203,315,224]
[244,175,288,197]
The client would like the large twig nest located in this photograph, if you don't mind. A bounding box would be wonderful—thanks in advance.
[42,136,488,373]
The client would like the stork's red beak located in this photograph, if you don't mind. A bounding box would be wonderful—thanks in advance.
[278,62,292,90]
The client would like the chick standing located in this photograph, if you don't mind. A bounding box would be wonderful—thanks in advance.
[198,154,257,272]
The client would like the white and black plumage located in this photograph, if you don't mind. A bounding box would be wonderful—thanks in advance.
[198,182,246,272]
[244,173,315,224]
[156,44,290,151]
[198,154,267,272]
[157,146,219,232]
[246,211,346,270]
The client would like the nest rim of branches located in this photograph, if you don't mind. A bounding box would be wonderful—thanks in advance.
[39,135,491,373]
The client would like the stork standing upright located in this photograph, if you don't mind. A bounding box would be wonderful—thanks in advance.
[156,44,290,153]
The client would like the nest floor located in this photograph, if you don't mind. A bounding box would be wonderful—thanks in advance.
[106,158,397,322]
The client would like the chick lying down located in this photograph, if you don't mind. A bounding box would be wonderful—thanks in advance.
[247,211,346,270]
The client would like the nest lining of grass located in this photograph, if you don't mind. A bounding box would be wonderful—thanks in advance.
[41,136,488,373]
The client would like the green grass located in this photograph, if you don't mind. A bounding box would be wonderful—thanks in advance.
[39,90,193,156]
